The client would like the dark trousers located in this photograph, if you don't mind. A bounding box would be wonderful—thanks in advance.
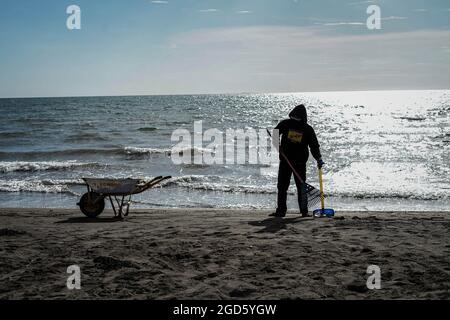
[277,159,308,214]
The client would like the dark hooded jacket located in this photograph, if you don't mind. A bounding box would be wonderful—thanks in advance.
[274,105,322,163]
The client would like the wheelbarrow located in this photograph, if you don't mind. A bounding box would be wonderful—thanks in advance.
[77,176,171,218]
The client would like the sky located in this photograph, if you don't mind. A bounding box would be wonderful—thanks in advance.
[0,0,449,97]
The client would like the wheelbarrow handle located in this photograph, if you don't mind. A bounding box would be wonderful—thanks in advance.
[137,176,171,193]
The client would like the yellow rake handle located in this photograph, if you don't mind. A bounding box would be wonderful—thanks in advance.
[319,168,325,210]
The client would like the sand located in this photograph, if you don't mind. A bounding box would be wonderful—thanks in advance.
[0,208,449,299]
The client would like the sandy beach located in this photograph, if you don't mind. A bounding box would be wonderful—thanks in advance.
[0,208,448,300]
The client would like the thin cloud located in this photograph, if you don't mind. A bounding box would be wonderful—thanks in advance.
[347,1,377,6]
[151,1,168,4]
[413,9,427,12]
[198,9,219,13]
[317,22,365,26]
[236,11,252,14]
[382,16,408,20]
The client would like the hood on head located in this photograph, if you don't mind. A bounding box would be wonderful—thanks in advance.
[289,104,307,123]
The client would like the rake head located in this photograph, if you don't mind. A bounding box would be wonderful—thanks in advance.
[305,183,322,209]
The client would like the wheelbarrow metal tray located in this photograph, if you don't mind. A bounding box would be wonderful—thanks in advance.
[82,178,142,195]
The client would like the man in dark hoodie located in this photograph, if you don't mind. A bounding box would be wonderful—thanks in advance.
[271,105,324,217]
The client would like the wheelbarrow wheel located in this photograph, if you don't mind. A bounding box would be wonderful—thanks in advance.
[78,192,105,218]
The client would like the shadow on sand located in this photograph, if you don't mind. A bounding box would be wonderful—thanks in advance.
[55,216,124,224]
[248,216,312,233]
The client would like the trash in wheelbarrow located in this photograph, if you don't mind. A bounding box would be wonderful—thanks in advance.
[77,175,171,218]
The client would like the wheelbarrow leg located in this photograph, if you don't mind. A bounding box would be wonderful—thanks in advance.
[124,195,132,217]
[108,196,117,217]
[111,196,125,218]
[118,196,125,218]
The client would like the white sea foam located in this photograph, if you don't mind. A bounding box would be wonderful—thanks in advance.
[0,179,81,194]
[0,161,99,173]
[162,172,450,200]
[124,147,171,155]
[124,146,214,156]
[164,175,281,194]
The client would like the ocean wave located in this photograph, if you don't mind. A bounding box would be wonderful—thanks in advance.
[328,191,449,201]
[0,179,82,194]
[0,147,165,159]
[396,116,426,121]
[0,173,448,201]
[64,132,109,143]
[124,147,172,155]
[162,175,218,185]
[0,161,100,173]
[0,146,216,159]
[0,148,121,159]
[163,175,279,194]
[184,183,277,194]
[124,146,214,156]
[137,127,158,132]
[163,175,450,200]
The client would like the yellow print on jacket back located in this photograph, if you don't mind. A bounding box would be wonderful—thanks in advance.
[287,130,303,143]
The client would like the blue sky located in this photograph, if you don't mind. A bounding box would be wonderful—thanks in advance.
[0,0,449,97]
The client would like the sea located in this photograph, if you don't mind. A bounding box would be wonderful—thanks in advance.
[0,90,449,211]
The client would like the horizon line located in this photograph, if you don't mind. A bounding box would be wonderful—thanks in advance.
[1,87,449,100]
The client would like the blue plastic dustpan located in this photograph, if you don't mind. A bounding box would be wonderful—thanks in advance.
[313,208,335,218]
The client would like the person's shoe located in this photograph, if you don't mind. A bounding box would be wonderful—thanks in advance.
[269,211,286,218]
[301,212,309,218]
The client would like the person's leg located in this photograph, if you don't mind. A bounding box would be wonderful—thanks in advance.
[276,159,292,214]
[293,162,308,215]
